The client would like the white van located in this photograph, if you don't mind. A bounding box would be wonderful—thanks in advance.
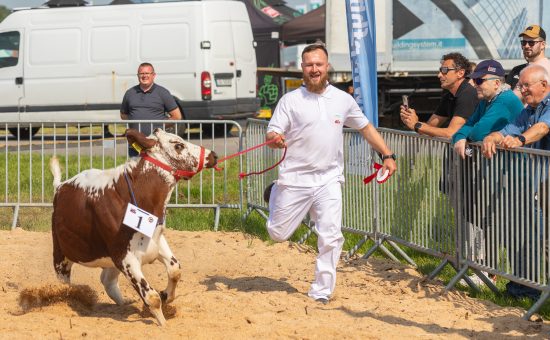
[0,1,259,137]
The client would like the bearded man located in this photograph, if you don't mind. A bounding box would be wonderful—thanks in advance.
[264,43,397,304]
[506,25,550,100]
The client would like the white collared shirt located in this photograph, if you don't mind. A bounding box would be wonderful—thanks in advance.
[267,85,369,187]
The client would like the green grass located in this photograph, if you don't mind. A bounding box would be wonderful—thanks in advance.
[2,152,550,320]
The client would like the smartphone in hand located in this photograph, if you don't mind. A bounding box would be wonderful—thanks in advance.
[402,95,409,110]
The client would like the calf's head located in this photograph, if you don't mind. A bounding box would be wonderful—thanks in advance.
[125,128,217,180]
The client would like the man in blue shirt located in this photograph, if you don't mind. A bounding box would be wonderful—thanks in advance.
[482,64,550,153]
[453,60,523,158]
[482,64,550,299]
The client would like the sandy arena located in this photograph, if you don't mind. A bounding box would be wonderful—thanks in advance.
[1,228,550,339]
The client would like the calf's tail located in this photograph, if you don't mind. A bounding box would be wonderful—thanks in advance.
[50,156,62,190]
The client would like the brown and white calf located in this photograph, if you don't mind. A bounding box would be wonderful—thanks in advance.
[50,128,217,326]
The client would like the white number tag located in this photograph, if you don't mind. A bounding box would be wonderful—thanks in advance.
[122,203,158,238]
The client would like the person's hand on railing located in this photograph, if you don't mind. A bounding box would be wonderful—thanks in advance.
[500,135,523,149]
[481,133,502,159]
[454,139,468,159]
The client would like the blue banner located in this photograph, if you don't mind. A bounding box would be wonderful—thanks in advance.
[345,0,378,126]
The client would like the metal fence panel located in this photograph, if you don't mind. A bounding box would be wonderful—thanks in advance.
[458,143,550,287]
[0,120,243,230]
[244,119,550,289]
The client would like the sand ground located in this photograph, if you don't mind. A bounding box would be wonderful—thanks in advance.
[1,228,549,339]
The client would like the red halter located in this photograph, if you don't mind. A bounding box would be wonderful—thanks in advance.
[140,146,206,181]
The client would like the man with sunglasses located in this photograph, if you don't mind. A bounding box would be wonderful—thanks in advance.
[452,60,523,158]
[483,65,550,155]
[482,64,550,299]
[451,60,523,287]
[400,53,478,138]
[505,25,550,97]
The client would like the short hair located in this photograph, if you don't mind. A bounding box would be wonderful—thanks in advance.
[520,63,550,82]
[139,62,155,72]
[441,53,472,77]
[301,42,328,59]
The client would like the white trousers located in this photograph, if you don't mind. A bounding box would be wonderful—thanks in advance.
[267,180,344,300]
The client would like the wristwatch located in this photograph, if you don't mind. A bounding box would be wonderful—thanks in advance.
[380,153,397,161]
[414,122,422,133]
[516,134,526,146]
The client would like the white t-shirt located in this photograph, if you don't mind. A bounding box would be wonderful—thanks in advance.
[267,84,370,187]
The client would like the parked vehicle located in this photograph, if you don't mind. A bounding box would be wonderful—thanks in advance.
[0,1,259,137]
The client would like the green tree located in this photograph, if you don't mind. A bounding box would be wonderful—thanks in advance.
[0,6,10,23]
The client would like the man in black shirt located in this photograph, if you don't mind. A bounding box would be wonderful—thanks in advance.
[121,62,182,156]
[400,52,479,139]
[505,24,549,97]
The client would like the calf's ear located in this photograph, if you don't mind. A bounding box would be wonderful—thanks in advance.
[125,129,157,150]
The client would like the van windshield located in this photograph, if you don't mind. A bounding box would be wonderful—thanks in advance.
[0,31,20,69]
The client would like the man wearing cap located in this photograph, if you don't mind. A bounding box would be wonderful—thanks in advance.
[401,52,479,138]
[451,60,523,287]
[506,25,550,97]
[453,60,523,158]
[482,64,550,299]
[484,64,550,155]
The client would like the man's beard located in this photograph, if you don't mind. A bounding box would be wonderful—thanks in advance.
[524,48,541,61]
[304,73,328,93]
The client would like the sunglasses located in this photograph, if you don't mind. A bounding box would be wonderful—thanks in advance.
[473,77,500,86]
[439,67,458,75]
[520,40,542,47]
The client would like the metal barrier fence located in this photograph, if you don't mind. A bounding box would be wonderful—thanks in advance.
[453,142,550,317]
[244,119,550,318]
[0,120,243,231]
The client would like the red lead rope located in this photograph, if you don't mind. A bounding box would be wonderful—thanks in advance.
[214,138,287,179]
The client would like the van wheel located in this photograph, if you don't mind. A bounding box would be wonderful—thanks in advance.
[8,127,40,139]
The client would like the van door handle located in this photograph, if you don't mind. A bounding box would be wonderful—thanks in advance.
[236,70,242,78]
[15,77,23,85]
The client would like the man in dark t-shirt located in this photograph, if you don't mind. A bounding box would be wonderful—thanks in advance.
[400,52,479,139]
[121,62,182,156]
[505,24,549,99]
[505,63,527,90]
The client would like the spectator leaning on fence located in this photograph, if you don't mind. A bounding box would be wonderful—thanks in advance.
[451,60,523,287]
[506,25,550,99]
[400,52,479,138]
[452,59,523,158]
[481,64,550,299]
[264,43,397,305]
[482,64,550,156]
[120,62,182,156]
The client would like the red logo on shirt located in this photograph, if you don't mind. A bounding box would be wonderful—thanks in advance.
[335,119,341,124]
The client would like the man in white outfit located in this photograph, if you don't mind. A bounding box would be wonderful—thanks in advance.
[265,43,397,304]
